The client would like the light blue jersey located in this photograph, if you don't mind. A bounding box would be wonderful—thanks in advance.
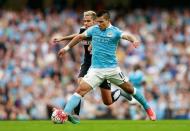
[84,25,123,68]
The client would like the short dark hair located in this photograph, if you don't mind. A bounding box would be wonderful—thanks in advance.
[134,64,141,71]
[97,10,110,20]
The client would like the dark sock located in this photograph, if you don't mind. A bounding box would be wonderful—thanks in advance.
[74,100,81,115]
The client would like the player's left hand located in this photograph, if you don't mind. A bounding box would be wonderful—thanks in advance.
[58,48,67,58]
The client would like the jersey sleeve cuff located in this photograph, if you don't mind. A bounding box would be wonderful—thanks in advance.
[83,31,88,37]
[120,32,125,38]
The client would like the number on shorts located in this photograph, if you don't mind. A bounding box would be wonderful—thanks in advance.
[119,72,125,80]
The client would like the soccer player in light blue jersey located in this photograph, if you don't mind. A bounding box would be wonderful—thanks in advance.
[51,11,132,118]
[58,10,156,123]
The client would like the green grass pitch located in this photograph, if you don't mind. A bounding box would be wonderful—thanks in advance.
[0,120,189,131]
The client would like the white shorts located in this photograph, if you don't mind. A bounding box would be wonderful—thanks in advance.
[82,67,129,89]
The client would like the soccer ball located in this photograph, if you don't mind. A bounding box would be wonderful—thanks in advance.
[51,109,68,124]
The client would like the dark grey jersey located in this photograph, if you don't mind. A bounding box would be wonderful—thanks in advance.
[79,27,92,64]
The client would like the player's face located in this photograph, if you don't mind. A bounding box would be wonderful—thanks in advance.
[83,16,94,28]
[96,16,109,30]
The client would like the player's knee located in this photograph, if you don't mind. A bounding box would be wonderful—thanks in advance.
[76,81,91,96]
[78,78,82,84]
[125,82,134,94]
[76,86,86,96]
[120,82,134,94]
[103,101,112,106]
[75,88,85,97]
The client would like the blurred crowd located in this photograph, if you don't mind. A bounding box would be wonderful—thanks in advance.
[0,8,190,120]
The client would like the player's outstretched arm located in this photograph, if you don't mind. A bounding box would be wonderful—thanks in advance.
[121,33,140,48]
[57,34,78,41]
[58,34,86,58]
[51,34,78,45]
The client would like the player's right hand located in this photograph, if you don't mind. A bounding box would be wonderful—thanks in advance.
[50,34,63,45]
[131,41,139,48]
[53,38,60,44]
[50,38,58,45]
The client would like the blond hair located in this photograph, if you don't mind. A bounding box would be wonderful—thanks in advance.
[83,10,96,20]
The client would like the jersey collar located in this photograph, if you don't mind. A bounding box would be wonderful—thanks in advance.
[107,24,112,29]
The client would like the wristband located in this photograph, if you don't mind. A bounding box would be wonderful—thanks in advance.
[64,45,70,51]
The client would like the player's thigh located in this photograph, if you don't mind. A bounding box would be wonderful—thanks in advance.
[99,80,111,89]
[82,69,104,89]
[99,80,112,105]
[118,81,134,94]
[78,77,82,84]
[108,71,129,86]
[100,88,112,105]
[76,79,93,96]
[108,72,134,94]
